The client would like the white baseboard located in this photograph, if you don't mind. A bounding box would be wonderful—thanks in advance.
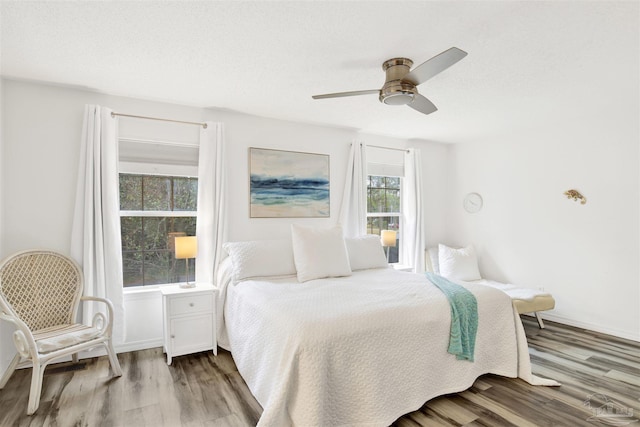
[79,338,163,357]
[116,339,163,354]
[538,312,640,342]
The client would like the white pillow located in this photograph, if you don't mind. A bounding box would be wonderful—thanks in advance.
[438,244,482,281]
[291,224,352,282]
[223,239,297,282]
[216,256,234,287]
[345,235,388,271]
[427,247,440,274]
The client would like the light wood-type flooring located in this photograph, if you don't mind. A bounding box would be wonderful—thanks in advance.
[0,317,638,426]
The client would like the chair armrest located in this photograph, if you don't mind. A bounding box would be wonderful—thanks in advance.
[0,313,38,359]
[80,296,115,335]
[80,295,115,309]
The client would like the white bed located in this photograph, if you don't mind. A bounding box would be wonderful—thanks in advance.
[216,254,554,427]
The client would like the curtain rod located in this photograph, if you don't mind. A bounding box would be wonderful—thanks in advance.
[119,137,199,149]
[111,112,207,129]
[361,143,410,153]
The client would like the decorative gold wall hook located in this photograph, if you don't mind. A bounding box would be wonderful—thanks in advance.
[564,189,586,205]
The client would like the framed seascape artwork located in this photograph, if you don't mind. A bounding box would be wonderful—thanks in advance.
[249,147,330,218]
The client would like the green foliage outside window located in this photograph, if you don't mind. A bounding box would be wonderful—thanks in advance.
[120,174,197,287]
[367,176,400,214]
[367,175,401,263]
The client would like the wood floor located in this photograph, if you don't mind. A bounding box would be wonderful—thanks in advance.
[0,317,638,426]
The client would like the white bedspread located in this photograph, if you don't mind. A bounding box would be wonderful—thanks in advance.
[218,266,555,427]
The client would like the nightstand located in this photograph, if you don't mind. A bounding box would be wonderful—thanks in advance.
[160,283,217,365]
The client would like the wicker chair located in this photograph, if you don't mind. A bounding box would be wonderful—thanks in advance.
[0,250,122,415]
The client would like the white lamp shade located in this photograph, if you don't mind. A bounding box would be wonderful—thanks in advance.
[175,236,198,259]
[380,230,397,247]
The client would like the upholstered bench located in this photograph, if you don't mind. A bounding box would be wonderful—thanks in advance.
[426,245,555,328]
[466,279,555,328]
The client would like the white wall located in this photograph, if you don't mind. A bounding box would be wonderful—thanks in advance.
[415,140,450,247]
[0,78,449,359]
[0,74,8,373]
[446,108,639,340]
[203,108,353,242]
[0,76,3,257]
[445,0,640,341]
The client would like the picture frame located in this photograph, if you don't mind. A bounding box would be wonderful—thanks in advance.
[249,147,330,218]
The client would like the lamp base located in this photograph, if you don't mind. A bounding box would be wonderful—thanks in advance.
[179,258,195,288]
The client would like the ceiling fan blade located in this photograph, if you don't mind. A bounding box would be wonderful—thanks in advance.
[408,94,438,115]
[403,47,467,86]
[312,89,379,100]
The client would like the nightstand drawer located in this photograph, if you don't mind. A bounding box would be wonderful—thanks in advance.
[169,293,214,316]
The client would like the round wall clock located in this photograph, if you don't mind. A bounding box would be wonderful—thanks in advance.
[463,192,483,213]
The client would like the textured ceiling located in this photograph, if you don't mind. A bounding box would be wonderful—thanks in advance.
[1,1,638,143]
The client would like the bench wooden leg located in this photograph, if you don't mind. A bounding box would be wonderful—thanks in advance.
[535,312,545,329]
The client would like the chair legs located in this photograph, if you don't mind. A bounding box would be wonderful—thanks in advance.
[27,361,47,415]
[105,339,122,377]
[0,353,21,389]
[24,344,120,416]
[2,340,121,415]
[1,354,47,415]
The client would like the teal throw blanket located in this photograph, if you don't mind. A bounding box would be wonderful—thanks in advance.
[426,272,478,361]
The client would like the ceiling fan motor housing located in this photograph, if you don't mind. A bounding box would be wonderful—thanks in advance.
[380,58,417,105]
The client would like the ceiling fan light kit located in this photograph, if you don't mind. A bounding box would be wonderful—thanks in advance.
[312,47,467,116]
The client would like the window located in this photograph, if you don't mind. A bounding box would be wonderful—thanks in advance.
[119,174,197,287]
[367,175,401,263]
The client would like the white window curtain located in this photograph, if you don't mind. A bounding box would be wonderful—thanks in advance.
[400,148,426,273]
[70,104,125,345]
[339,141,367,237]
[195,122,226,283]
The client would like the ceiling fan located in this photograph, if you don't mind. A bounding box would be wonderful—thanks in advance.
[312,47,467,116]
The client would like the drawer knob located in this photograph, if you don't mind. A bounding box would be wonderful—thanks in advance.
[189,302,195,307]
[171,335,175,339]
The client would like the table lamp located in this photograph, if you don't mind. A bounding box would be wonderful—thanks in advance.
[380,230,397,262]
[175,236,197,288]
